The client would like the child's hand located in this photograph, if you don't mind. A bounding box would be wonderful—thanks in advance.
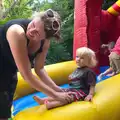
[84,94,93,101]
[106,72,115,77]
[101,44,108,48]
[98,73,104,81]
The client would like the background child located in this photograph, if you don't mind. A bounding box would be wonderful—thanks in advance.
[98,41,116,80]
[33,47,97,109]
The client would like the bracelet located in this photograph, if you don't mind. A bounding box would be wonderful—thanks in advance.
[44,99,49,104]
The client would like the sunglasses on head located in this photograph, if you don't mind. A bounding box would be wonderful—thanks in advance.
[45,9,60,35]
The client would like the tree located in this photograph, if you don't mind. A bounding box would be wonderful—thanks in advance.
[0,0,3,17]
[0,0,32,25]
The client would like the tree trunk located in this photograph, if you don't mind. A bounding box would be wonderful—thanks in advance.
[0,0,3,18]
[0,0,18,19]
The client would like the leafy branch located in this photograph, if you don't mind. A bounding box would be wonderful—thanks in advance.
[0,0,18,19]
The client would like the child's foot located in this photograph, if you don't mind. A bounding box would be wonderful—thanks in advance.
[33,96,45,105]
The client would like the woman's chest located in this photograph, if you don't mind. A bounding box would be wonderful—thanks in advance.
[27,41,41,54]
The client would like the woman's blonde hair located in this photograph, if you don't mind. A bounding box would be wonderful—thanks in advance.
[76,47,97,68]
[32,9,61,41]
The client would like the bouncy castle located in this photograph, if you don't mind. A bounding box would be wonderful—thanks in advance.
[12,0,120,120]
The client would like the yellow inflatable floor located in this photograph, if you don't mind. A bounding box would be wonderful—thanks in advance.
[13,61,120,120]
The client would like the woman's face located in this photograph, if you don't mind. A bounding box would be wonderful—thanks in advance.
[26,18,46,42]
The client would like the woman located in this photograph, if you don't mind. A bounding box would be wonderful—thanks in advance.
[0,9,72,119]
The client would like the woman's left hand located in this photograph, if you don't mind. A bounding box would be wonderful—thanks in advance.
[84,94,93,101]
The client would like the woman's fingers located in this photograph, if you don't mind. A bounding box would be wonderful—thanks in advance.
[68,91,77,95]
[65,92,75,103]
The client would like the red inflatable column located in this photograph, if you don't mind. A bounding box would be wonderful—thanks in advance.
[73,0,103,74]
[73,0,88,59]
[87,0,103,73]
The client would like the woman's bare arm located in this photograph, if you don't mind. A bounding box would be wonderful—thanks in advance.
[34,40,62,92]
[6,24,57,98]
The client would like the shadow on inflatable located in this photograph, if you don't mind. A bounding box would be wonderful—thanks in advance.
[12,61,120,120]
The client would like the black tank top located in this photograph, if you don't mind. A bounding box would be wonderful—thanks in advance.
[0,19,44,73]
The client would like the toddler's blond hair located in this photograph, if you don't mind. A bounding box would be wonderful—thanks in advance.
[76,47,97,68]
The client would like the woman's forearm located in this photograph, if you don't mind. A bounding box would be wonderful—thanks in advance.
[22,72,57,98]
[37,68,59,89]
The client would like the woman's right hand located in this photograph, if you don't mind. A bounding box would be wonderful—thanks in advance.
[54,92,74,103]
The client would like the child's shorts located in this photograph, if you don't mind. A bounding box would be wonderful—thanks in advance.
[63,88,87,101]
[109,52,120,74]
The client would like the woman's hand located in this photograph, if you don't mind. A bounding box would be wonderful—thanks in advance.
[54,92,74,103]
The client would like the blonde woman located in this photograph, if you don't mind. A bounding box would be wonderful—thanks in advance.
[0,9,73,119]
[34,47,97,109]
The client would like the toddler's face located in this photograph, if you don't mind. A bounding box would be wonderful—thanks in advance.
[75,54,84,67]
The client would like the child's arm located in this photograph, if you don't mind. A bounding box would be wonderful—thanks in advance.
[103,67,115,77]
[85,71,96,101]
[98,67,114,81]
[106,71,115,77]
[84,86,95,101]
[102,67,113,76]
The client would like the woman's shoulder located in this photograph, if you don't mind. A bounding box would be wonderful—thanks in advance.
[7,24,25,36]
[4,19,31,34]
[6,24,27,43]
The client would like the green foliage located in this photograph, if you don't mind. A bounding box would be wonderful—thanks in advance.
[61,11,74,59]
[1,0,32,23]
[46,40,71,64]
[28,0,52,11]
[102,0,118,10]
[8,118,13,120]
[0,18,10,25]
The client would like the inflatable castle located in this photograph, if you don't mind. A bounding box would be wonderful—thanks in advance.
[12,0,120,120]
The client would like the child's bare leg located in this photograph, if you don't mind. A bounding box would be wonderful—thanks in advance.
[46,100,67,110]
[33,96,55,105]
[33,96,68,109]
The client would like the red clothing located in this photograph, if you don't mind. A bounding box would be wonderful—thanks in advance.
[62,88,87,101]
[112,37,120,55]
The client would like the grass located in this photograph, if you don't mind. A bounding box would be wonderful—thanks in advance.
[8,118,13,120]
